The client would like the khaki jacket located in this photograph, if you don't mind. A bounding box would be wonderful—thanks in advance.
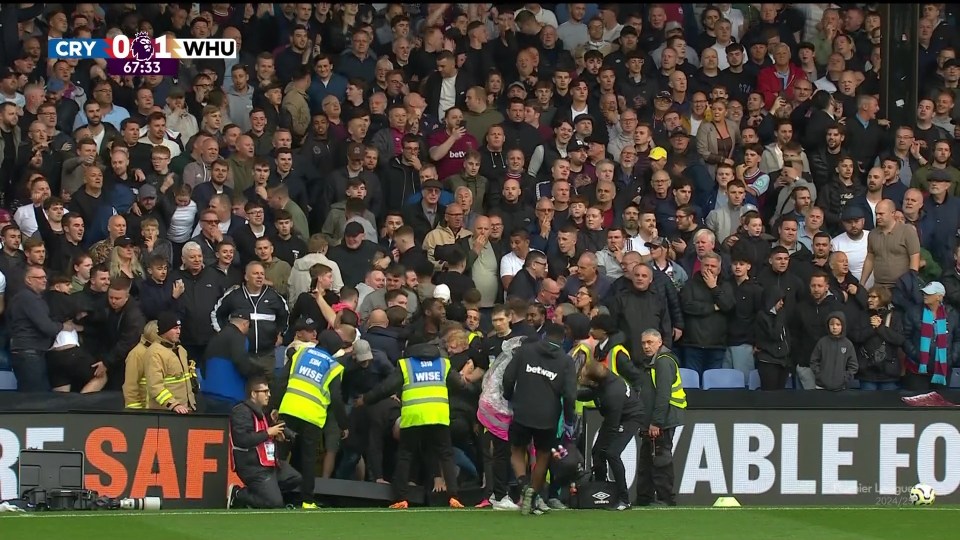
[145,339,197,411]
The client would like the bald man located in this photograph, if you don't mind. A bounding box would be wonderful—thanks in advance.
[861,199,921,287]
[364,308,403,363]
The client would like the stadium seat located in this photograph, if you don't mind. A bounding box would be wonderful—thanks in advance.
[950,368,960,388]
[0,370,17,391]
[679,368,700,389]
[702,368,746,390]
[785,374,794,389]
[748,370,761,390]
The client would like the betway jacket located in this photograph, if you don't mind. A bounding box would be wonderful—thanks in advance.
[502,339,577,430]
[212,285,290,355]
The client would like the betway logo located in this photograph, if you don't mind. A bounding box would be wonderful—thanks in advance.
[526,364,557,381]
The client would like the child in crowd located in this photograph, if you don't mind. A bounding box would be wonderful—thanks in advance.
[810,312,858,391]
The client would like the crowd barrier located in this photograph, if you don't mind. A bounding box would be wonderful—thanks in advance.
[1,392,958,507]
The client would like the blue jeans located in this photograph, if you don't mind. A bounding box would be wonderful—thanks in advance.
[683,347,725,375]
[859,381,900,391]
[724,344,755,382]
[11,350,50,392]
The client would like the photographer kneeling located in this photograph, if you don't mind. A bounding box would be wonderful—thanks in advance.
[228,377,301,509]
[578,360,644,511]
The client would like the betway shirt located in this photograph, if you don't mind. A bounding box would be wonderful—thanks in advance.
[427,129,479,180]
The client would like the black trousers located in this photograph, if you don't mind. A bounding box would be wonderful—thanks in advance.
[281,414,324,504]
[481,430,512,500]
[235,461,302,508]
[593,417,641,504]
[758,361,789,390]
[393,424,459,502]
[637,427,676,506]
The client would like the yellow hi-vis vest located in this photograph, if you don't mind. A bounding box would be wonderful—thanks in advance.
[606,344,630,377]
[573,343,595,413]
[651,353,687,409]
[468,331,482,345]
[278,346,344,428]
[398,356,451,428]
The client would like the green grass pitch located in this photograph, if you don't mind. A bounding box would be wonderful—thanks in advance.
[0,507,956,540]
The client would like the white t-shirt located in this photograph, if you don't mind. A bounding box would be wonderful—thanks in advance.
[0,269,6,295]
[438,76,457,119]
[831,233,870,282]
[499,251,524,278]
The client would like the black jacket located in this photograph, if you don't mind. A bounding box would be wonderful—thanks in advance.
[383,158,421,213]
[8,288,63,352]
[792,293,843,367]
[817,176,866,235]
[577,374,645,433]
[105,299,147,371]
[848,306,905,383]
[727,278,765,346]
[755,266,805,308]
[212,285,290,355]
[502,339,576,430]
[680,273,737,349]
[364,326,405,365]
[174,267,227,348]
[754,288,791,367]
[401,202,444,246]
[230,400,281,472]
[606,284,672,358]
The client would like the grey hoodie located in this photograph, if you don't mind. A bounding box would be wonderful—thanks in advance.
[809,311,858,391]
[225,84,255,133]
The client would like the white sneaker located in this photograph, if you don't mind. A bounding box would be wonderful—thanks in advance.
[546,498,567,510]
[535,496,551,513]
[493,495,519,511]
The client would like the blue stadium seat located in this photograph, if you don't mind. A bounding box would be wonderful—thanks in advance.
[702,368,746,390]
[679,368,700,389]
[748,370,761,390]
[0,370,17,391]
[950,368,960,388]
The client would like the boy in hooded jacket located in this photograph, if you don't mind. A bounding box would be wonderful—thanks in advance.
[809,311,859,391]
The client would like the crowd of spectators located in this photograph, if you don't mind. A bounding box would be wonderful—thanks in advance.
[2,0,960,499]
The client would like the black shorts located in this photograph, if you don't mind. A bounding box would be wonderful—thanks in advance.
[46,347,96,389]
[508,422,557,452]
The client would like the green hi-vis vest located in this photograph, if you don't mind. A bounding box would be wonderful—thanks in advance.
[651,353,687,409]
[399,357,451,428]
[278,346,343,428]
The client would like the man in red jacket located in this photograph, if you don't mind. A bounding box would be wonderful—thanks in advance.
[756,43,807,109]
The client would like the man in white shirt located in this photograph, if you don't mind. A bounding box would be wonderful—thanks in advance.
[499,229,532,292]
[517,3,559,29]
[14,176,52,238]
[830,205,869,284]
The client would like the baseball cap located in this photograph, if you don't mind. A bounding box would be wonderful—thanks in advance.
[568,138,588,152]
[573,113,594,125]
[620,25,638,39]
[157,312,181,335]
[944,58,960,70]
[167,85,186,98]
[649,146,668,160]
[229,310,251,321]
[922,281,946,296]
[507,81,527,92]
[644,237,671,249]
[139,184,158,199]
[433,284,451,302]
[664,21,683,33]
[655,90,673,101]
[840,205,865,221]
[0,67,16,80]
[353,339,374,362]
[347,142,364,161]
[344,222,365,238]
[114,237,135,248]
[669,127,691,138]
[294,316,319,332]
[585,132,608,146]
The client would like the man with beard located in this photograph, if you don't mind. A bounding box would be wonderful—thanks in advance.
[830,205,870,284]
[793,272,843,390]
[406,297,447,347]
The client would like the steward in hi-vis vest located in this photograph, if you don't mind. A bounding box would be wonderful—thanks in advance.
[273,323,349,509]
[358,343,470,510]
[228,376,302,509]
[590,313,645,391]
[637,330,686,507]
